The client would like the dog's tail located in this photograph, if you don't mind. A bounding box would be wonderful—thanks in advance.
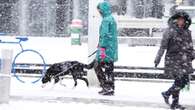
[84,60,95,69]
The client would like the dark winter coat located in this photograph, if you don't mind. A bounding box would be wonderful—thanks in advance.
[155,11,194,78]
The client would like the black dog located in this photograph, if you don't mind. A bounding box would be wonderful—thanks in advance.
[42,61,93,87]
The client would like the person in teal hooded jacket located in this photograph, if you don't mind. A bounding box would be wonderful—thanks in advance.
[94,1,118,96]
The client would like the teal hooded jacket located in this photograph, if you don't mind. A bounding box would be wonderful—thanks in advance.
[96,1,118,63]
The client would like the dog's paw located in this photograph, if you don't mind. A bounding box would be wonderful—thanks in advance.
[60,83,67,87]
[72,86,76,89]
[41,84,47,88]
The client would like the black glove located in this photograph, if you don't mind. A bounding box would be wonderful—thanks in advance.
[154,48,165,68]
[192,50,195,60]
[154,57,160,68]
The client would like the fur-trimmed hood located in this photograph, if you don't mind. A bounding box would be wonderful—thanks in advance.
[168,10,191,29]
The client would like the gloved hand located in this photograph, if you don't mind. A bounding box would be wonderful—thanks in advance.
[154,56,160,68]
[154,48,165,68]
[100,47,106,61]
[191,50,195,60]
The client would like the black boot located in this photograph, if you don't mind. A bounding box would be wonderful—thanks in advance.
[98,89,106,94]
[99,83,114,96]
[161,92,170,105]
[100,80,115,96]
[99,88,114,96]
[162,82,182,105]
[98,82,115,96]
[170,90,185,110]
[170,104,185,110]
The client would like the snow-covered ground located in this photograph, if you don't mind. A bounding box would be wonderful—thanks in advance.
[0,101,166,110]
[0,77,195,110]
[0,36,195,110]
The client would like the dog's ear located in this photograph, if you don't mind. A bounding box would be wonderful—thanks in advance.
[41,76,47,83]
[42,72,51,84]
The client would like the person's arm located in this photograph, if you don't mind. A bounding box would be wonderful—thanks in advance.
[188,30,195,60]
[155,48,165,67]
[98,20,112,61]
[99,20,111,48]
[154,29,170,67]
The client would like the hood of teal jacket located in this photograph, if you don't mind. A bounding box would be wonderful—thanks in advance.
[97,2,111,17]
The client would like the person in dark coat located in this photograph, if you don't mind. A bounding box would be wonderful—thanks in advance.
[154,11,194,109]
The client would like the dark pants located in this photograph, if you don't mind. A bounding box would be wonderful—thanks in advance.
[164,75,190,105]
[94,61,115,91]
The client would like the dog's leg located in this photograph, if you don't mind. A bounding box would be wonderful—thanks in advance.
[54,77,60,84]
[78,77,89,87]
[59,78,66,87]
[73,80,78,88]
[73,77,78,88]
[41,84,47,88]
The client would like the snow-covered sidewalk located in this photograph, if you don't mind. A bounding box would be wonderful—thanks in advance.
[1,77,194,110]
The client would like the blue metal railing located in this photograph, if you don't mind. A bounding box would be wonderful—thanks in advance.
[0,36,46,83]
